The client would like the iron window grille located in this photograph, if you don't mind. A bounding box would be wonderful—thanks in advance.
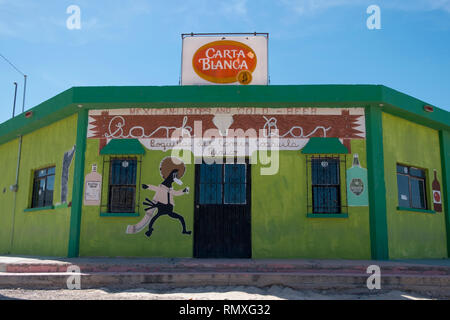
[396,164,428,210]
[31,166,56,208]
[197,158,249,205]
[100,156,142,214]
[306,155,348,214]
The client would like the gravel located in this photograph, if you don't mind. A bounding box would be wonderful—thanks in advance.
[0,286,436,300]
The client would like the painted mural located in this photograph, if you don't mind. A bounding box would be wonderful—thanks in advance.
[61,145,76,205]
[346,153,369,206]
[87,107,366,155]
[432,169,442,212]
[84,164,102,206]
[86,107,369,237]
[126,157,191,237]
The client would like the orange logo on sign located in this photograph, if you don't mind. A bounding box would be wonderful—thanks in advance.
[192,40,257,84]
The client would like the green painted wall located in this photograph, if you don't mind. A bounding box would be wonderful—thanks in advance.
[8,114,78,256]
[79,138,370,259]
[0,84,448,259]
[382,112,447,259]
[0,139,19,254]
[251,139,371,259]
[79,139,194,257]
[439,130,450,256]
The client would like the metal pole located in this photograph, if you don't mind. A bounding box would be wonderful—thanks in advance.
[9,135,22,253]
[12,82,18,118]
[0,53,28,114]
[22,75,27,113]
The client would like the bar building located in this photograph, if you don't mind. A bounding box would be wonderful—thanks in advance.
[0,85,449,260]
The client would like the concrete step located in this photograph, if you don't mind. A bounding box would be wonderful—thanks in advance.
[1,271,449,298]
[2,258,450,275]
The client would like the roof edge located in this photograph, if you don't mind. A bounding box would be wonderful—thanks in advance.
[380,85,450,130]
[0,84,448,146]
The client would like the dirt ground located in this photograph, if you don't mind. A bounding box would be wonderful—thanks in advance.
[0,286,437,300]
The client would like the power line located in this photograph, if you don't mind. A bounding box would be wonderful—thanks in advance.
[0,52,28,113]
[0,53,25,76]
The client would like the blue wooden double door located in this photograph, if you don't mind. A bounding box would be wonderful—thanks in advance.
[194,160,251,258]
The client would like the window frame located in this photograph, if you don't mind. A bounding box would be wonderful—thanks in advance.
[103,156,141,214]
[306,154,348,215]
[31,166,56,209]
[396,164,428,210]
[311,157,341,214]
[198,159,248,206]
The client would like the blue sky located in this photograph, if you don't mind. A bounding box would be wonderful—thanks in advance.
[0,0,449,124]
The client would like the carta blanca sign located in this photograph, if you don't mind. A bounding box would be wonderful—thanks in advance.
[181,34,268,85]
[193,41,257,84]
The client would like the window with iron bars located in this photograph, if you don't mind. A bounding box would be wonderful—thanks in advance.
[306,155,348,214]
[100,156,142,214]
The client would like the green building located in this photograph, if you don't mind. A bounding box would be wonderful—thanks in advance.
[0,85,449,260]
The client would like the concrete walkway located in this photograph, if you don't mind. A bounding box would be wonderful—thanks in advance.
[1,256,449,298]
[2,255,450,272]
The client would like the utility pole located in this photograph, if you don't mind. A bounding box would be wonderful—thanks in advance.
[12,82,18,118]
[0,53,27,255]
[22,75,27,113]
[0,53,28,117]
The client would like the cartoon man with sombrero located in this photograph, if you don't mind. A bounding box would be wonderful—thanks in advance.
[126,156,191,238]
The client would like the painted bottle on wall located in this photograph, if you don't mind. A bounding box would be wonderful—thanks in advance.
[432,169,442,212]
[84,164,102,206]
[346,153,368,206]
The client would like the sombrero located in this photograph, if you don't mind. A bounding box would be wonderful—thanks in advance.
[159,157,186,179]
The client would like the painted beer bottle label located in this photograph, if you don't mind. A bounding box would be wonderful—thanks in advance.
[346,153,368,206]
[432,169,442,212]
[84,164,102,206]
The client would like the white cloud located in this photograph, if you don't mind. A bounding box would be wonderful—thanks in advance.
[389,0,450,13]
[280,0,450,15]
[0,0,153,43]
[280,0,366,15]
[221,0,248,17]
